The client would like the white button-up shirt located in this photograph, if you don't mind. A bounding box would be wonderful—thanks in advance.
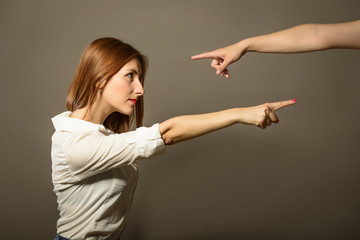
[51,111,165,240]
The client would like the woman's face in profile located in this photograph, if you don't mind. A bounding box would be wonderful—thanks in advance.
[101,58,144,116]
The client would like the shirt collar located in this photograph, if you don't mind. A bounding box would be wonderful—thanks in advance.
[51,111,112,133]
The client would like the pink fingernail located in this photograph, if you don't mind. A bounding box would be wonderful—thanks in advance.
[291,99,297,103]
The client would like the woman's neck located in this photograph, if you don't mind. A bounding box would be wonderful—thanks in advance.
[70,105,112,125]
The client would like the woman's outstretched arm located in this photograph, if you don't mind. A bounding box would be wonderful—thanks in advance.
[191,20,360,78]
[159,99,296,145]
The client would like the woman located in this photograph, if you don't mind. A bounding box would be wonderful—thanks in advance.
[191,20,360,78]
[51,37,296,240]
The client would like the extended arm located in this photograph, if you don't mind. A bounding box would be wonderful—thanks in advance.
[191,20,360,78]
[159,100,296,145]
[244,20,360,53]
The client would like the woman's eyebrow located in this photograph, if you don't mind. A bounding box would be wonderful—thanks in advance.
[126,68,139,74]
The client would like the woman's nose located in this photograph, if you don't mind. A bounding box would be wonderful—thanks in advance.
[134,80,145,96]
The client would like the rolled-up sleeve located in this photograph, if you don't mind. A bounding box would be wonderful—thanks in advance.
[64,124,165,181]
[125,124,164,158]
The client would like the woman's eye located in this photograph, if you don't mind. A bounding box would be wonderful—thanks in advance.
[126,73,134,79]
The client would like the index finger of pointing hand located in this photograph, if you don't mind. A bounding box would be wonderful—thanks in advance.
[191,51,216,60]
[269,99,297,111]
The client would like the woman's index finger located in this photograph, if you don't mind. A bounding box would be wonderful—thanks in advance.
[270,99,297,111]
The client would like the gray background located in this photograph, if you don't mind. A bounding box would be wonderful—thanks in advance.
[1,0,359,239]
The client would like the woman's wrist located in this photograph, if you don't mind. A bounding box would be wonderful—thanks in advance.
[230,108,247,125]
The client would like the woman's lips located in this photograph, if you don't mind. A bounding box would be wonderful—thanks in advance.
[129,99,138,104]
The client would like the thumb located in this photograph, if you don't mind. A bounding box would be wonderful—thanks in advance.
[216,59,231,74]
[268,99,297,111]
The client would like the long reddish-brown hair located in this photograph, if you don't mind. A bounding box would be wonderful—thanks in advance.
[66,37,147,133]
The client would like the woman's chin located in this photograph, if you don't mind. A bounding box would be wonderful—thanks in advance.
[117,110,134,116]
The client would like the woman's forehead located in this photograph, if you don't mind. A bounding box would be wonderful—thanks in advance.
[120,58,140,72]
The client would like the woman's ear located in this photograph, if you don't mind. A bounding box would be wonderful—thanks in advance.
[96,79,106,92]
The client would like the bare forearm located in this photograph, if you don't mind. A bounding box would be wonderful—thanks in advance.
[243,24,323,53]
[159,109,240,145]
[158,99,296,145]
[241,20,360,54]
